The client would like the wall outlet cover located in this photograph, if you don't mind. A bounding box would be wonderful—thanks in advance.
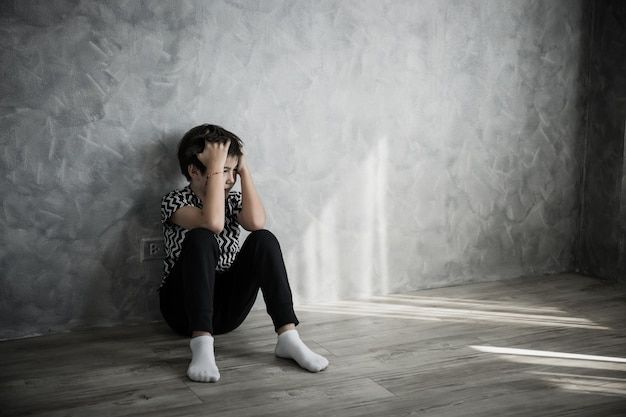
[141,237,165,262]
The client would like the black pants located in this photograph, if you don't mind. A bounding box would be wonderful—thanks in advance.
[159,228,299,336]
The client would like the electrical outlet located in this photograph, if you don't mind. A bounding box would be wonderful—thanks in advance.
[141,237,165,262]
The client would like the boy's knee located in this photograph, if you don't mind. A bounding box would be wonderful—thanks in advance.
[248,229,280,248]
[184,228,219,252]
[249,229,276,241]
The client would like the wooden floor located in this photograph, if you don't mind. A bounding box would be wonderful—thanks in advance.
[2,273,626,417]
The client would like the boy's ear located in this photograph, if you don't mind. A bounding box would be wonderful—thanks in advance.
[187,164,198,179]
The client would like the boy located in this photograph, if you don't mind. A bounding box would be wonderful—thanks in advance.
[159,124,328,382]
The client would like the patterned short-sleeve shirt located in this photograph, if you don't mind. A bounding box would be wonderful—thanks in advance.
[160,186,242,287]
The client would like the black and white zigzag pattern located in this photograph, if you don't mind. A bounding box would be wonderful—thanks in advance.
[159,186,242,288]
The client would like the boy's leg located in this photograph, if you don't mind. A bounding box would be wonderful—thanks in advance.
[213,229,328,372]
[160,228,220,335]
[212,229,299,334]
[159,228,221,382]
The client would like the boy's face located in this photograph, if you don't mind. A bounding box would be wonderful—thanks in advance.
[223,155,239,193]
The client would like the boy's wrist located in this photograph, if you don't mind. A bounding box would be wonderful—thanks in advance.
[206,171,222,179]
[206,163,224,173]
[238,165,251,176]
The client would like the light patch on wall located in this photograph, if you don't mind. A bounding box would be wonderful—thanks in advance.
[358,137,390,297]
[300,199,338,302]
[293,137,390,303]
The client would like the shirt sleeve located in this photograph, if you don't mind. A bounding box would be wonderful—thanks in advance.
[161,189,190,224]
[230,191,243,215]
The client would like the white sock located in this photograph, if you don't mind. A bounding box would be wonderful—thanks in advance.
[187,335,220,383]
[275,329,329,372]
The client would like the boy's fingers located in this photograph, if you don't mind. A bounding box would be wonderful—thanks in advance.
[199,140,230,160]
[204,139,230,147]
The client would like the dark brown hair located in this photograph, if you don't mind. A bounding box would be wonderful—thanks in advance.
[177,124,243,181]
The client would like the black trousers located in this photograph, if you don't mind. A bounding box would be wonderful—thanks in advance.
[159,228,299,336]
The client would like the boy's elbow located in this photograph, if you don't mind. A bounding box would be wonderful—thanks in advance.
[250,220,266,231]
[209,226,225,234]
[248,216,267,231]
[203,219,224,234]
[239,213,266,231]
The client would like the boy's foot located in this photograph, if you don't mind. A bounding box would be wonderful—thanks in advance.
[275,329,329,372]
[187,335,220,382]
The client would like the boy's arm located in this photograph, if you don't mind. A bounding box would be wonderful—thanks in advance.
[237,153,267,231]
[171,140,230,233]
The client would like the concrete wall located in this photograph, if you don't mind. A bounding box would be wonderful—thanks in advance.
[578,0,626,281]
[0,0,587,339]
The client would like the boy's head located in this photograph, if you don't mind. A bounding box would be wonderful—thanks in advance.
[177,124,243,181]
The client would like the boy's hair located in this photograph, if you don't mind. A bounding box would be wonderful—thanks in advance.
[177,124,244,181]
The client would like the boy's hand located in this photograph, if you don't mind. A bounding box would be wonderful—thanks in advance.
[197,139,231,172]
[235,148,266,231]
[237,152,249,175]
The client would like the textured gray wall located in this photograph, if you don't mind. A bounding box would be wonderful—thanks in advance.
[0,0,587,339]
[578,0,626,281]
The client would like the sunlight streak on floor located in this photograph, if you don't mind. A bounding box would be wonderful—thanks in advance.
[297,297,607,329]
[529,372,626,396]
[470,345,626,371]
[369,294,566,314]
[470,346,626,396]
[470,346,626,363]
